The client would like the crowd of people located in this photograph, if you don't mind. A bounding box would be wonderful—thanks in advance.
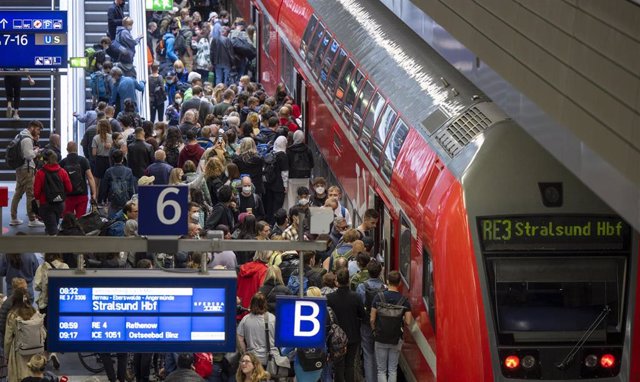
[2,0,413,381]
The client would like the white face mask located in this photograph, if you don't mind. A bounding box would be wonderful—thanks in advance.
[315,187,325,195]
[191,213,200,222]
[175,98,183,104]
[242,186,252,195]
[224,169,229,177]
[298,198,309,206]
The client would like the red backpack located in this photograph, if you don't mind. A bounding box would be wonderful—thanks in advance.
[194,352,213,378]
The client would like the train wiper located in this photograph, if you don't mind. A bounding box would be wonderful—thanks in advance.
[555,306,611,370]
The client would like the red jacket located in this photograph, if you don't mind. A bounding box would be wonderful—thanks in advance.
[178,142,205,169]
[236,260,268,309]
[279,117,299,133]
[34,164,73,205]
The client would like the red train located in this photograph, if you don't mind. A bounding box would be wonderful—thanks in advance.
[234,0,640,380]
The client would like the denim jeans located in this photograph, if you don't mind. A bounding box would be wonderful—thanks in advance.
[215,65,231,86]
[375,341,402,382]
[361,324,377,382]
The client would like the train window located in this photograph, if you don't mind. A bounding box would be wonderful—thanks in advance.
[399,215,411,287]
[360,92,385,150]
[381,120,409,181]
[312,33,332,76]
[306,23,325,65]
[319,39,340,87]
[327,48,347,95]
[336,60,356,113]
[351,81,374,135]
[422,248,436,333]
[281,43,295,95]
[300,15,318,59]
[262,16,271,57]
[370,105,397,166]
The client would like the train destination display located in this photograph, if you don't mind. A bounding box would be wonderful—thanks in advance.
[48,270,237,352]
[478,215,630,251]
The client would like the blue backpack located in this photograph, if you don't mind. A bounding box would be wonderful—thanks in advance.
[90,71,110,99]
[109,174,130,209]
[287,273,309,295]
[256,143,269,158]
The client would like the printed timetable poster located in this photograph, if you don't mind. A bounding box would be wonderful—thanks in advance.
[47,270,237,352]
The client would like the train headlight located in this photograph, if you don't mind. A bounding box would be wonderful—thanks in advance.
[504,355,520,369]
[521,355,536,369]
[584,354,599,368]
[600,354,616,369]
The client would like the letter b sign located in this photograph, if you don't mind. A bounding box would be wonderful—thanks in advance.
[275,296,326,348]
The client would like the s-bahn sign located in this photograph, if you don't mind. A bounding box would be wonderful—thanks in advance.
[477,215,631,252]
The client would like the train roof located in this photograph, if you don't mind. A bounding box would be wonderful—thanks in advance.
[307,0,511,178]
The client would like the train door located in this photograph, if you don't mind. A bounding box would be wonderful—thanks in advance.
[296,73,307,131]
[372,193,393,277]
[251,5,261,79]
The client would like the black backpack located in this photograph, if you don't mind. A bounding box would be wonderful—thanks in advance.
[230,36,257,60]
[363,280,386,321]
[374,292,407,345]
[292,150,311,173]
[174,30,188,56]
[62,159,86,196]
[262,151,278,184]
[279,252,299,284]
[44,168,66,204]
[165,146,180,168]
[5,134,27,169]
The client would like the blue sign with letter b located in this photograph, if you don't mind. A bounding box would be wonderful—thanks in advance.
[138,185,188,235]
[275,296,326,348]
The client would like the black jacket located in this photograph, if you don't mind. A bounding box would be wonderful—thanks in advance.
[266,151,288,192]
[233,154,265,194]
[205,202,236,231]
[237,192,265,221]
[181,97,213,127]
[259,278,292,313]
[107,2,125,41]
[327,286,365,344]
[127,139,154,179]
[287,143,314,178]
[179,121,199,138]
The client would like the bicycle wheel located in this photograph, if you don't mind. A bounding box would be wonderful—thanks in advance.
[78,353,105,373]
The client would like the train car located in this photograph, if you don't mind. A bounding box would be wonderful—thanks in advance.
[234,0,640,380]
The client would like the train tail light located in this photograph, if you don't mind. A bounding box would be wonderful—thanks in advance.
[504,355,520,369]
[600,354,616,369]
[584,354,599,368]
[521,355,536,369]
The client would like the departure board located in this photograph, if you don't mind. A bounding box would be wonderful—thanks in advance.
[48,270,237,352]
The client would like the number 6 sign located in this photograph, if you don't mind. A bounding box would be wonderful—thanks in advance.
[138,185,189,236]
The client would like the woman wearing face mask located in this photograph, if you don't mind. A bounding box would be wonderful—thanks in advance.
[115,17,143,64]
[286,130,314,210]
[310,176,328,207]
[264,136,289,224]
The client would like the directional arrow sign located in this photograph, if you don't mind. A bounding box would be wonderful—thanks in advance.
[0,19,7,29]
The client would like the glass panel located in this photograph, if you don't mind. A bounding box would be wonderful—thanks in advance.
[327,48,347,95]
[381,121,409,181]
[399,216,411,286]
[350,81,374,135]
[335,59,355,112]
[320,40,340,88]
[300,15,318,59]
[489,257,624,344]
[312,33,332,75]
[360,93,385,150]
[306,24,325,65]
[262,16,270,57]
[423,248,436,332]
[371,106,397,166]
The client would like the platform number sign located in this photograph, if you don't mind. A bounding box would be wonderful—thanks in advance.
[138,185,188,235]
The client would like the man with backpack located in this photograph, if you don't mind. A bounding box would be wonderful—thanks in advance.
[89,60,113,106]
[110,67,145,114]
[370,271,412,382]
[327,268,365,382]
[100,149,136,217]
[59,141,97,218]
[287,251,325,295]
[210,27,234,86]
[8,120,45,228]
[356,260,386,382]
[33,150,73,235]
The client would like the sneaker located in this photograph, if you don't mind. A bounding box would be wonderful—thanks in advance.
[6,104,12,118]
[12,110,19,120]
[28,219,44,227]
[9,218,23,226]
[50,353,60,370]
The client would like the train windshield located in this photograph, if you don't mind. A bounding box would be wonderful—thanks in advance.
[488,257,625,343]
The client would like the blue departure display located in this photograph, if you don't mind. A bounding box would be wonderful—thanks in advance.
[0,11,67,69]
[48,270,237,352]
